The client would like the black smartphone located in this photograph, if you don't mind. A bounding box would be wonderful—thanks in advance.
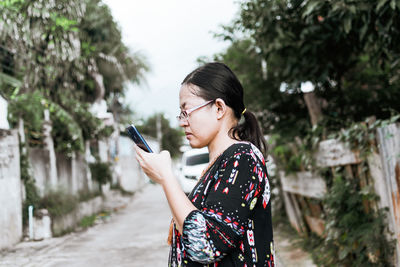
[126,124,153,153]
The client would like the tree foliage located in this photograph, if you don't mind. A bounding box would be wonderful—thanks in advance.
[0,0,148,154]
[216,0,400,140]
[208,38,310,138]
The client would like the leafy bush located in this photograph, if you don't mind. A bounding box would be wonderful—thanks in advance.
[89,161,112,187]
[309,174,395,266]
[38,190,79,219]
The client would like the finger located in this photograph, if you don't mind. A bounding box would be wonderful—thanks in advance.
[161,150,171,157]
[134,144,147,161]
[135,153,144,166]
[133,143,141,154]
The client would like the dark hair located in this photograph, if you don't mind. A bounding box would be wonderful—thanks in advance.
[182,62,267,155]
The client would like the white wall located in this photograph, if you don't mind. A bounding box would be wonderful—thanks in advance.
[117,135,159,192]
[28,148,50,196]
[0,95,9,129]
[0,130,22,249]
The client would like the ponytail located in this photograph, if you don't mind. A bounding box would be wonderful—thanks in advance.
[229,110,268,156]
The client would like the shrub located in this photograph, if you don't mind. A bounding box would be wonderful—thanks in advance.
[89,161,112,186]
[38,190,78,218]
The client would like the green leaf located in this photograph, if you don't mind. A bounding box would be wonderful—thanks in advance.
[376,0,389,11]
[389,114,400,123]
[344,18,352,33]
[360,24,368,40]
[339,246,351,260]
[302,1,320,18]
[390,0,396,9]
[348,5,356,14]
[0,72,22,88]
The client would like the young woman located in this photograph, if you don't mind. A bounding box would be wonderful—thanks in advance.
[134,62,274,266]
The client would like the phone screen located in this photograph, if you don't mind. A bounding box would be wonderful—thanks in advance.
[126,124,153,153]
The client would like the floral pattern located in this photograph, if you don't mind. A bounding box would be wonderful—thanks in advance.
[169,142,275,267]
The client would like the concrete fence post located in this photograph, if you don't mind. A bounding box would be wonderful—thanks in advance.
[42,109,58,191]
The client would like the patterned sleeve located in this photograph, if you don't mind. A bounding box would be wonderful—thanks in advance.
[181,149,267,264]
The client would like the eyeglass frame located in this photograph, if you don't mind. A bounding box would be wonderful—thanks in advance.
[176,99,215,122]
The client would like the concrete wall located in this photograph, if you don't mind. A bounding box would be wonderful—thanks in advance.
[0,129,22,249]
[56,152,89,195]
[75,153,89,192]
[52,196,103,236]
[0,125,157,247]
[56,152,72,193]
[117,135,159,192]
[28,148,51,196]
[28,150,90,196]
[117,135,145,192]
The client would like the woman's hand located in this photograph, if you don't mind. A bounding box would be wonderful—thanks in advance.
[134,144,173,185]
[134,144,197,233]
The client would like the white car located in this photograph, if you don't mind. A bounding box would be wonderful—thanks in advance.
[177,147,209,194]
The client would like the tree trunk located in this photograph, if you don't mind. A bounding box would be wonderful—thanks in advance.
[303,92,323,126]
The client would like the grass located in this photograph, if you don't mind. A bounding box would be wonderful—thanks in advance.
[79,214,97,228]
[39,190,78,218]
[79,211,111,229]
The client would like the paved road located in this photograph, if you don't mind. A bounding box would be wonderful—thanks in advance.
[0,184,171,267]
[0,183,315,267]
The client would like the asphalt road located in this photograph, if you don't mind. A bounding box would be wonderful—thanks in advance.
[0,184,171,267]
[0,183,314,267]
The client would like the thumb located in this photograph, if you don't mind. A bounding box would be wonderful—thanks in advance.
[160,150,171,157]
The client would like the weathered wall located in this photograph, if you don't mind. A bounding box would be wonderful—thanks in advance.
[52,196,103,236]
[29,150,90,196]
[117,135,159,192]
[117,135,145,192]
[75,153,89,192]
[56,152,72,193]
[0,129,22,249]
[28,148,51,196]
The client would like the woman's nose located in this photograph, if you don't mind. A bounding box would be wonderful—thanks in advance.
[178,119,188,127]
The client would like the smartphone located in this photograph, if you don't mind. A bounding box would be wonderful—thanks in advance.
[126,124,153,153]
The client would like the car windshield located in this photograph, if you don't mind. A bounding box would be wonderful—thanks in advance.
[185,153,209,166]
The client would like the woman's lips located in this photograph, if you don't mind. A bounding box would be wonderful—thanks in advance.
[185,132,192,138]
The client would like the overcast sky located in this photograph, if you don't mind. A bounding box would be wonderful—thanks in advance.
[103,0,239,126]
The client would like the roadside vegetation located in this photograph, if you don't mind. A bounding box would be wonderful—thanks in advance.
[0,0,148,230]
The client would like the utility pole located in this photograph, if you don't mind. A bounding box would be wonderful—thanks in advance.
[156,114,162,152]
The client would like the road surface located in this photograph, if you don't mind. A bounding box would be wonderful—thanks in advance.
[0,183,314,266]
[0,185,171,267]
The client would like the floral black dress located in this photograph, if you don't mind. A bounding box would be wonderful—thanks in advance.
[169,142,275,267]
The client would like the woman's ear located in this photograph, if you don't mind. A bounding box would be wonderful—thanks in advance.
[214,98,227,119]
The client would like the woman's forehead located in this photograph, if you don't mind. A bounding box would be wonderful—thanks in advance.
[179,84,203,108]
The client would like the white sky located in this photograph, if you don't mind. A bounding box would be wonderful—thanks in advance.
[103,0,240,126]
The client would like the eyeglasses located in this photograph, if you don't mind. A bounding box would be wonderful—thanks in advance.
[176,100,214,122]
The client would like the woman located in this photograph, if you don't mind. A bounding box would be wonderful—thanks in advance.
[134,62,274,266]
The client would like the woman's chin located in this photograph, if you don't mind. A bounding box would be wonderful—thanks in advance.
[189,140,203,149]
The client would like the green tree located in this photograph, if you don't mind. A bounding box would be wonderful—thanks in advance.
[0,0,148,154]
[228,0,400,134]
[205,38,310,139]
